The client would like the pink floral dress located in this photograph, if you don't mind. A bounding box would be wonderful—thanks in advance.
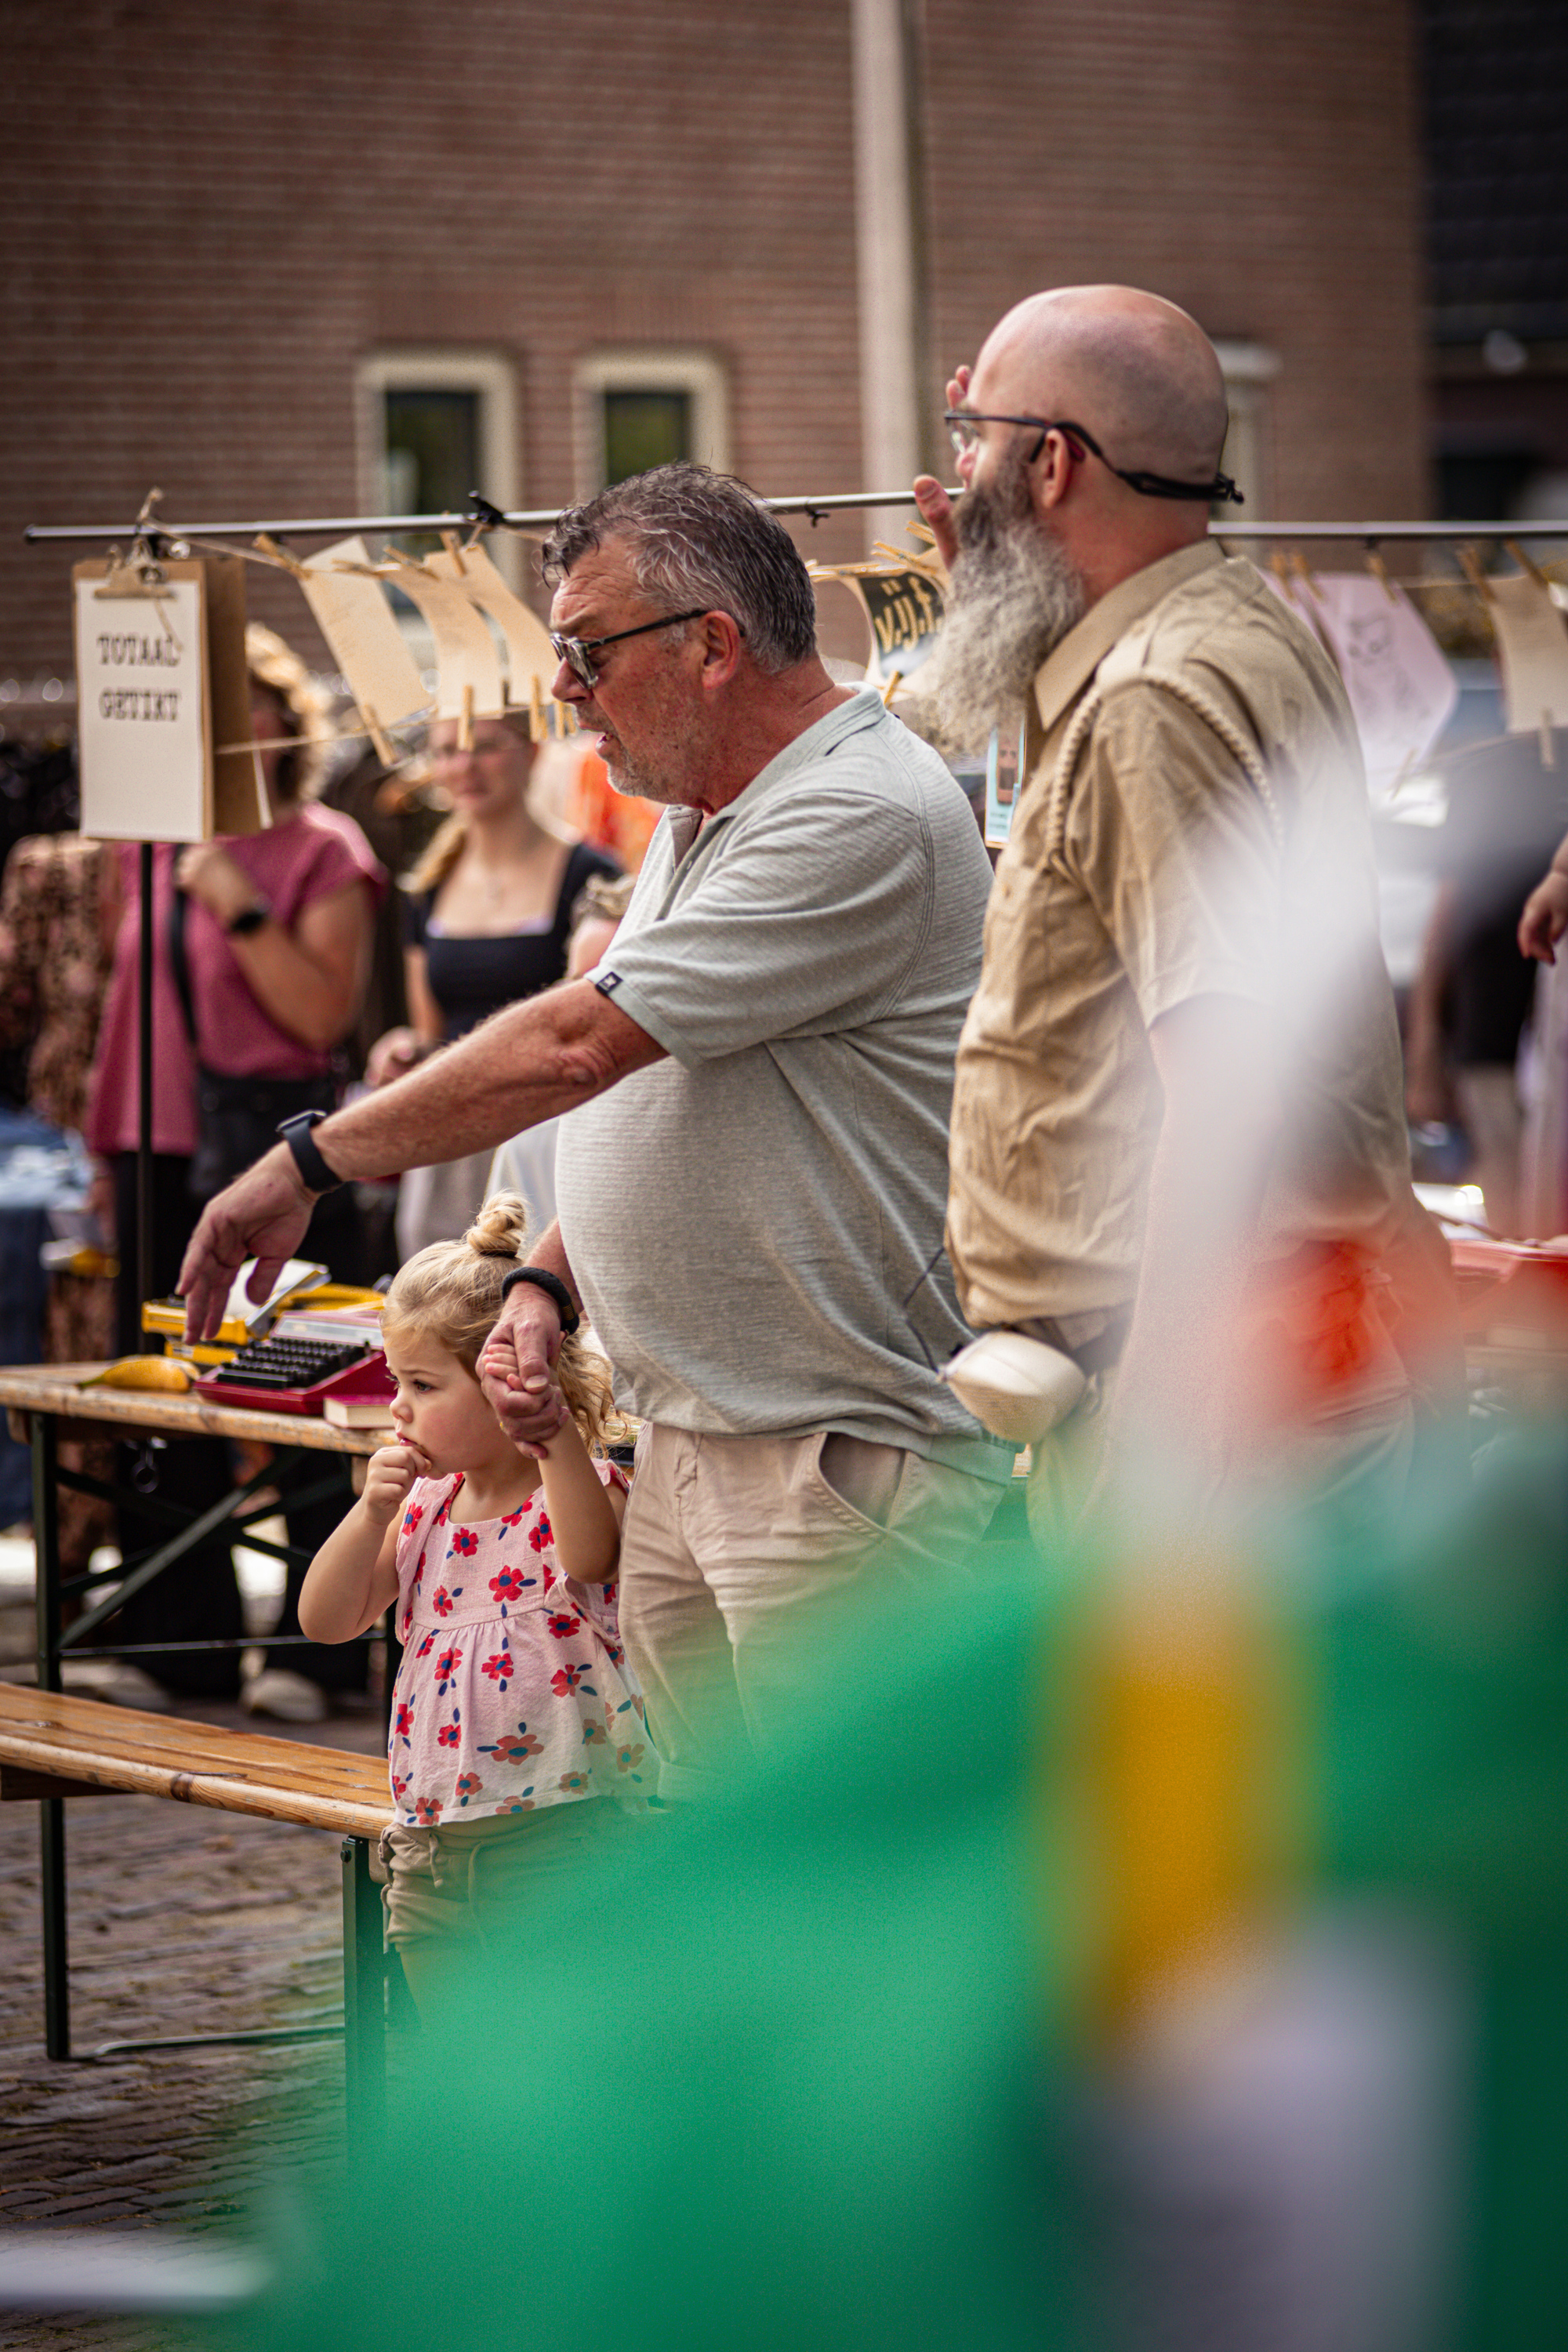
[388,1468,651,1828]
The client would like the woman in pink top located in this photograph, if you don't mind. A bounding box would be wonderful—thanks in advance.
[85,626,384,1715]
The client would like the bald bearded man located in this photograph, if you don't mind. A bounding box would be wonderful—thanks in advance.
[913,286,1425,1537]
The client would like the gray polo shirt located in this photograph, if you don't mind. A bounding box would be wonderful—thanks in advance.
[554,688,1009,1481]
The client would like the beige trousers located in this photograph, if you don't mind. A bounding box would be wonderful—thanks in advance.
[619,1424,1001,1798]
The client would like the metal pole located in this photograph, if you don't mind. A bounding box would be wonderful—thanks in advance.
[32,1414,70,2060]
[24,505,1568,546]
[136,840,155,1319]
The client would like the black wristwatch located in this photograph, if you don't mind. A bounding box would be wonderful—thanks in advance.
[227,897,271,937]
[277,1109,343,1195]
[499,1265,580,1334]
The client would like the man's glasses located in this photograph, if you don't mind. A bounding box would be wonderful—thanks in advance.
[943,410,1241,505]
[549,608,709,691]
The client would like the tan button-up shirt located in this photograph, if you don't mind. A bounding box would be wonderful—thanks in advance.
[947,540,1410,1328]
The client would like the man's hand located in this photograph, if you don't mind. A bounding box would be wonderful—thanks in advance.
[178,1143,318,1340]
[478,1287,572,1459]
[1519,868,1568,964]
[912,361,971,571]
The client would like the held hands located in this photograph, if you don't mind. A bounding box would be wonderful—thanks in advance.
[911,360,971,572]
[477,1288,572,1459]
[360,1439,430,1527]
[1519,868,1568,964]
[173,842,258,928]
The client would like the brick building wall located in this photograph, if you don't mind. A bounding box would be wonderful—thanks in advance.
[2,0,1426,684]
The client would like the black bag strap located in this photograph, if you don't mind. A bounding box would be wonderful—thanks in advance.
[168,883,198,1047]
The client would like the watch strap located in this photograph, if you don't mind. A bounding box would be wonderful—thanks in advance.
[277,1109,343,1195]
[499,1264,580,1334]
[227,898,271,936]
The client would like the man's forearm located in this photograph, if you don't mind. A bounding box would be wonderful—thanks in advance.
[309,980,660,1185]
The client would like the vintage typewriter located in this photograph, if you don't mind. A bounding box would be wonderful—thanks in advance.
[192,1313,396,1417]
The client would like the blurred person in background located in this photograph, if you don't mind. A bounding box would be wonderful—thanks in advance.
[0,824,118,1563]
[1516,817,1568,1236]
[85,624,384,1715]
[916,286,1443,1541]
[365,712,619,1261]
[485,869,638,1236]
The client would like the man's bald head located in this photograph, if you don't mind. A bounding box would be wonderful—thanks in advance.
[978,286,1229,491]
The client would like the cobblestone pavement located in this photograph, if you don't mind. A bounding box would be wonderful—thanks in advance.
[0,1674,390,2352]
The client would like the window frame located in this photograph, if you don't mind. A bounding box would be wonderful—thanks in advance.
[1212,339,1280,520]
[572,350,731,497]
[354,348,521,584]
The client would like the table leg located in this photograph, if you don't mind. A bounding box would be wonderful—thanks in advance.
[340,1836,385,2143]
[31,1414,70,2059]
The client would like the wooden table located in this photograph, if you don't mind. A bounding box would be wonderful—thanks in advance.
[0,1363,388,2100]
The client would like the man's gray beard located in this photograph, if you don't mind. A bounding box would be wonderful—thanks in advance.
[920,469,1088,755]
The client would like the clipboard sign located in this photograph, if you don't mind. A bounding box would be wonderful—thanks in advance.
[74,555,259,840]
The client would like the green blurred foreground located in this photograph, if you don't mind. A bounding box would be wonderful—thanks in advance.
[207,1432,1568,2352]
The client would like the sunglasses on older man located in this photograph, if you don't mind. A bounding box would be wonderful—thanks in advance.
[549,608,710,691]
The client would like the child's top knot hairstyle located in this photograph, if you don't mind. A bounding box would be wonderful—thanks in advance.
[379,1191,615,1450]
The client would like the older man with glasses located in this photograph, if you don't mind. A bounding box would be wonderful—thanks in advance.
[180,463,1011,1795]
[912,283,1442,1541]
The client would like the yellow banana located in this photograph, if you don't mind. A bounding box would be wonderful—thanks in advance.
[86,1356,192,1394]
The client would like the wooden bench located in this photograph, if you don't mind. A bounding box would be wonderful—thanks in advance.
[0,1682,393,2136]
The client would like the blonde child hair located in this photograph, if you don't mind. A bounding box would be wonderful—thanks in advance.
[381,1191,615,1451]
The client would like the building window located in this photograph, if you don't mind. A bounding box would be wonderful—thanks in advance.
[355,350,520,579]
[1212,340,1280,519]
[574,352,730,496]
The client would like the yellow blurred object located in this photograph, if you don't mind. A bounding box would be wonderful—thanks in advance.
[84,1356,192,1394]
[140,1283,382,1350]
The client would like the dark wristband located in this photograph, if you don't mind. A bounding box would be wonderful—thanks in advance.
[277,1109,343,1196]
[499,1264,580,1334]
[226,898,270,936]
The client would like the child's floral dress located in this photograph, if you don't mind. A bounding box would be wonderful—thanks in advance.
[387,1468,651,1828]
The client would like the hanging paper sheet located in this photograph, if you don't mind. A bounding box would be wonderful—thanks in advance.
[1308,574,1458,794]
[379,557,506,724]
[848,566,946,685]
[1488,571,1568,734]
[299,537,431,731]
[426,544,558,716]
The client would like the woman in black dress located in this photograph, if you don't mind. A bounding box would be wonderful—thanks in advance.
[368,712,619,1257]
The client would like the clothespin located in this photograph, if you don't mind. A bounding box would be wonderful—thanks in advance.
[1269,550,1294,600]
[358,703,396,766]
[441,530,468,576]
[1459,545,1495,605]
[254,532,310,580]
[1506,539,1548,590]
[458,683,474,752]
[529,673,546,744]
[465,494,508,550]
[881,669,903,710]
[1365,549,1399,604]
[1290,550,1323,602]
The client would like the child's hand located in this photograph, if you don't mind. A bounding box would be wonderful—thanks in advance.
[361,1441,428,1527]
[511,1369,571,1456]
